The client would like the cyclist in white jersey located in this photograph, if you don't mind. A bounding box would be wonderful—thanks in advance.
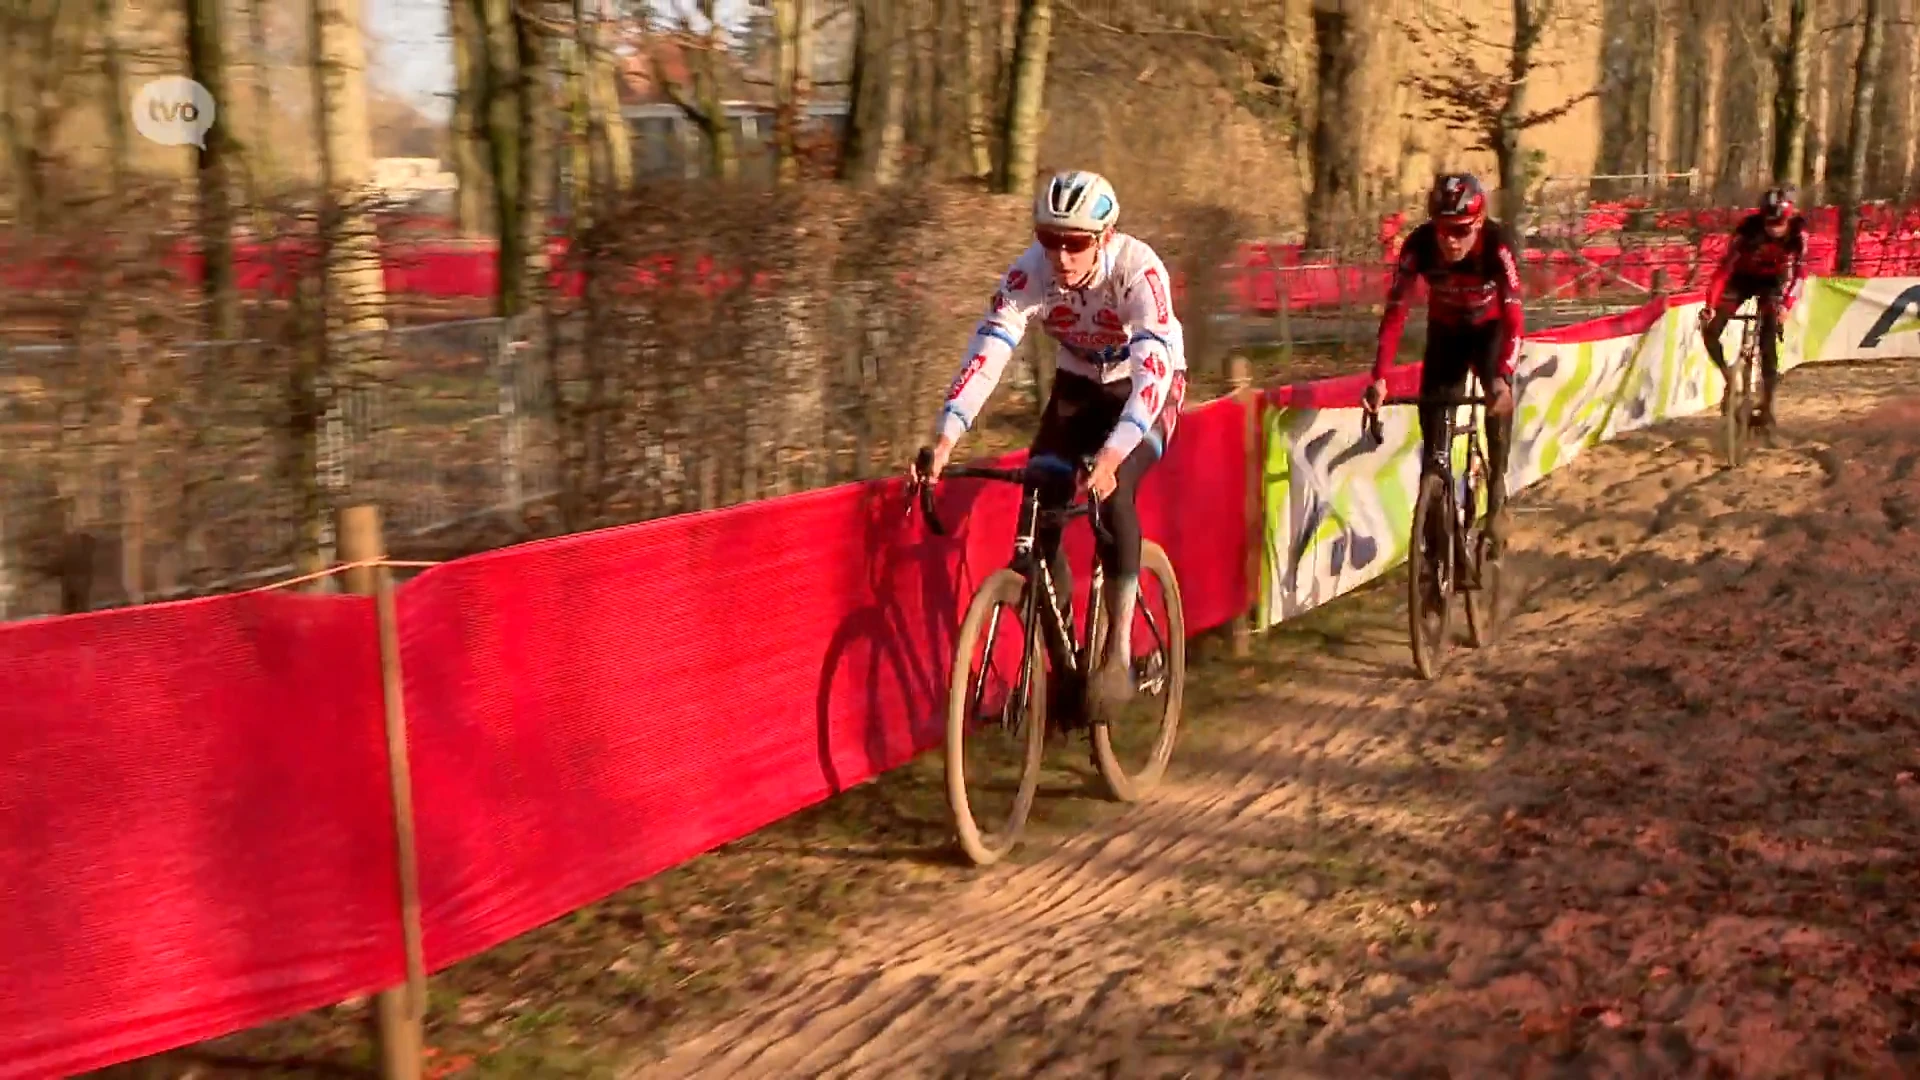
[911,170,1189,716]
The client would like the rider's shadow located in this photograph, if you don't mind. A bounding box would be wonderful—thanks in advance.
[812,473,1000,802]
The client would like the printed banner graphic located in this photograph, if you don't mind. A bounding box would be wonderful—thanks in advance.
[1258,276,1920,627]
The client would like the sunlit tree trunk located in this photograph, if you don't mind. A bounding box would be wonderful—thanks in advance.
[185,0,240,340]
[1770,0,1813,186]
[996,0,1051,195]
[1306,0,1365,249]
[962,0,994,179]
[451,0,493,235]
[1837,0,1883,272]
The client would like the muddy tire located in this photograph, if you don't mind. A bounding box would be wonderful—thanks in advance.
[946,568,1046,867]
[1408,472,1455,680]
[1091,541,1186,803]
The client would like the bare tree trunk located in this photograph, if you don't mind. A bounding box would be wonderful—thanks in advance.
[565,10,593,223]
[927,0,952,175]
[1865,6,1902,195]
[996,0,1051,195]
[1597,0,1651,186]
[1650,3,1676,180]
[590,0,631,194]
[838,0,869,180]
[451,0,493,235]
[772,0,803,182]
[1891,1,1917,200]
[1694,11,1725,191]
[310,0,388,336]
[1496,0,1545,236]
[97,0,129,200]
[1305,0,1364,249]
[185,0,241,341]
[1771,0,1813,185]
[962,0,994,179]
[468,0,552,313]
[1809,37,1830,200]
[1837,0,1883,273]
[872,3,910,186]
[246,0,276,206]
[658,0,737,182]
[514,2,553,299]
[1718,2,1769,197]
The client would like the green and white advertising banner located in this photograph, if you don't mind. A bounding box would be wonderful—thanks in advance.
[1257,276,1920,629]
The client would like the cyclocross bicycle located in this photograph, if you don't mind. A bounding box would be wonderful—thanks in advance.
[1363,392,1503,680]
[908,449,1186,867]
[1717,306,1782,468]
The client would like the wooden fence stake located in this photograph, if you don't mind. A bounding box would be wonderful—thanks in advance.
[1231,355,1260,659]
[336,505,427,1080]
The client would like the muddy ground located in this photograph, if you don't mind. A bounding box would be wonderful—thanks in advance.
[102,357,1920,1079]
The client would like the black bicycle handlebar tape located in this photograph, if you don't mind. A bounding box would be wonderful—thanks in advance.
[911,446,950,537]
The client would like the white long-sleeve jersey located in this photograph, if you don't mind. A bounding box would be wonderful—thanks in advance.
[935,233,1188,458]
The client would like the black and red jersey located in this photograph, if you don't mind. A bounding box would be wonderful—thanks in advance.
[1373,221,1526,380]
[1705,212,1809,311]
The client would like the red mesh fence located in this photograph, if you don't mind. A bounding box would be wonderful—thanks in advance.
[0,593,400,1079]
[0,394,1248,1072]
[6,211,1915,313]
[396,395,1250,970]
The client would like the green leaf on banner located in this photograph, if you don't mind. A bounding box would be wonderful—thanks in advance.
[1801,276,1867,365]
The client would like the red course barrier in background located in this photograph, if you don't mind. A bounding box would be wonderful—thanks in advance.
[5,206,1916,315]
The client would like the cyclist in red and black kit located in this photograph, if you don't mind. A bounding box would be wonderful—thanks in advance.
[1700,186,1809,429]
[1364,173,1523,548]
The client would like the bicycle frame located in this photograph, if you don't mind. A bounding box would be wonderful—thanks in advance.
[1363,390,1492,517]
[910,455,1169,727]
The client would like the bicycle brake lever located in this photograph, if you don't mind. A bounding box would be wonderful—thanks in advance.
[915,478,949,537]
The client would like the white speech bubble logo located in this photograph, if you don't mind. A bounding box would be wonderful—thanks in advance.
[132,77,217,149]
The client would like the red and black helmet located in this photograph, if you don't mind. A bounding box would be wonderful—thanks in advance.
[1760,185,1798,221]
[1428,173,1488,221]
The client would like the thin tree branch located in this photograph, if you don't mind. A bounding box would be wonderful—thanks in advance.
[1055,0,1230,41]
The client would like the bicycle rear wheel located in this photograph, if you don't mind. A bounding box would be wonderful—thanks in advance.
[1091,540,1186,803]
[945,568,1046,867]
[1408,472,1455,680]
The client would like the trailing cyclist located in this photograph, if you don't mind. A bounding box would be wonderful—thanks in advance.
[1364,172,1524,551]
[1699,185,1809,430]
[910,170,1188,721]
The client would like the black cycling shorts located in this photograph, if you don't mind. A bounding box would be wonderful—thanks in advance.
[1026,369,1186,580]
[1421,319,1504,393]
[1418,320,1512,494]
[1714,273,1787,315]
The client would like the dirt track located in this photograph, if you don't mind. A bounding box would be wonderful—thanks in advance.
[628,359,1920,1079]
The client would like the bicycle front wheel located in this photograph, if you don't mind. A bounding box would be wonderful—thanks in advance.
[1092,540,1186,803]
[1408,472,1455,680]
[1724,344,1755,468]
[946,568,1047,867]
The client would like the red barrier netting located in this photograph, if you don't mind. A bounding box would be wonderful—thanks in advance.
[395,396,1250,970]
[0,593,400,1079]
[10,219,1914,311]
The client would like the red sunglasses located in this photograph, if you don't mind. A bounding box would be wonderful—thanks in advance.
[1036,229,1098,253]
[1436,218,1480,240]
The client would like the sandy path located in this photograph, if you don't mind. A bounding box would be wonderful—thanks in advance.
[629,359,1920,1079]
